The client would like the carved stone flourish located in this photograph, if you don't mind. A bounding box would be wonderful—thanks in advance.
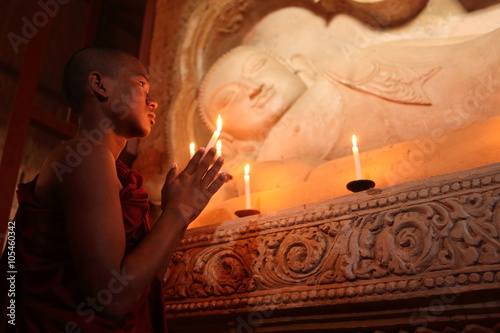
[213,0,251,33]
[258,227,331,287]
[315,0,430,27]
[164,241,259,299]
[348,188,500,279]
[324,63,442,105]
[164,164,500,327]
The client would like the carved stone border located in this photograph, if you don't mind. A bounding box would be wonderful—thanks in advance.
[164,163,500,325]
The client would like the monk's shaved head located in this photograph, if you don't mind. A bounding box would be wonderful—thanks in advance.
[62,46,132,114]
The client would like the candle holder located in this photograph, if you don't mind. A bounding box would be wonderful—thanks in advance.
[346,179,376,193]
[234,209,261,218]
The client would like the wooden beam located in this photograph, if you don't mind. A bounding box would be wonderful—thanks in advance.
[83,0,102,47]
[139,0,156,65]
[31,107,77,140]
[0,0,106,246]
[0,23,52,243]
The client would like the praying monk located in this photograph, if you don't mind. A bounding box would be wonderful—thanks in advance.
[1,46,229,332]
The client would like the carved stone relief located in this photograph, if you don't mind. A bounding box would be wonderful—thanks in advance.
[147,0,500,164]
[163,164,500,332]
[146,2,500,331]
[142,0,500,219]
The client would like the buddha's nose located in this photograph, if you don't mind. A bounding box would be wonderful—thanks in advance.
[242,78,264,99]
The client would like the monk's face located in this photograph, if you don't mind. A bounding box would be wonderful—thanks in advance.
[105,56,158,138]
[203,49,307,141]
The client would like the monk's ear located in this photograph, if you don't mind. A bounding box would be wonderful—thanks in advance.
[88,71,108,100]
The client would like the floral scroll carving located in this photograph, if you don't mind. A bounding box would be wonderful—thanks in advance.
[257,227,332,287]
[164,168,500,318]
[165,241,259,299]
[339,190,500,283]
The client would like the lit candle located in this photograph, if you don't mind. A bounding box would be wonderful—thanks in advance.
[189,142,196,159]
[201,114,222,160]
[244,163,251,209]
[352,134,363,180]
[216,139,222,158]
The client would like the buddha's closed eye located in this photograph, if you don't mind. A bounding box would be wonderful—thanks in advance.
[211,84,240,109]
[243,55,267,76]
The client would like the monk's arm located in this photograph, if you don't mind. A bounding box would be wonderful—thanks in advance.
[57,143,225,320]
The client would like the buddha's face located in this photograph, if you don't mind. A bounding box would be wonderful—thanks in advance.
[202,48,307,141]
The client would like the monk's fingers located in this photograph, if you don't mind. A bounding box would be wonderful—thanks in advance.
[198,148,217,173]
[164,164,178,185]
[184,148,205,175]
[185,147,217,178]
[200,157,224,188]
[205,173,228,196]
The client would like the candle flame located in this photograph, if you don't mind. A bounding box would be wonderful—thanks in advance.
[352,134,358,148]
[244,163,250,176]
[216,114,222,132]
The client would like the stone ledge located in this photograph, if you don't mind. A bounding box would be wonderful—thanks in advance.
[163,163,500,331]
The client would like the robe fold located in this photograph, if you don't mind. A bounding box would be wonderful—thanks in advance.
[1,159,167,332]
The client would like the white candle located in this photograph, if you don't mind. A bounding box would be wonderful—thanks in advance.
[244,163,251,209]
[201,114,222,160]
[352,134,363,180]
[216,139,222,158]
[189,142,196,159]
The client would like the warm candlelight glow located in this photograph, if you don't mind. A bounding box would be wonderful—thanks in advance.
[351,134,363,180]
[216,139,222,158]
[244,163,251,209]
[189,142,196,158]
[201,114,222,160]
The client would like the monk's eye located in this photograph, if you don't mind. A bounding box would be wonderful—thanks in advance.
[138,81,146,87]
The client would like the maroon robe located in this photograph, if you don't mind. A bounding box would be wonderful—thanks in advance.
[1,160,167,332]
